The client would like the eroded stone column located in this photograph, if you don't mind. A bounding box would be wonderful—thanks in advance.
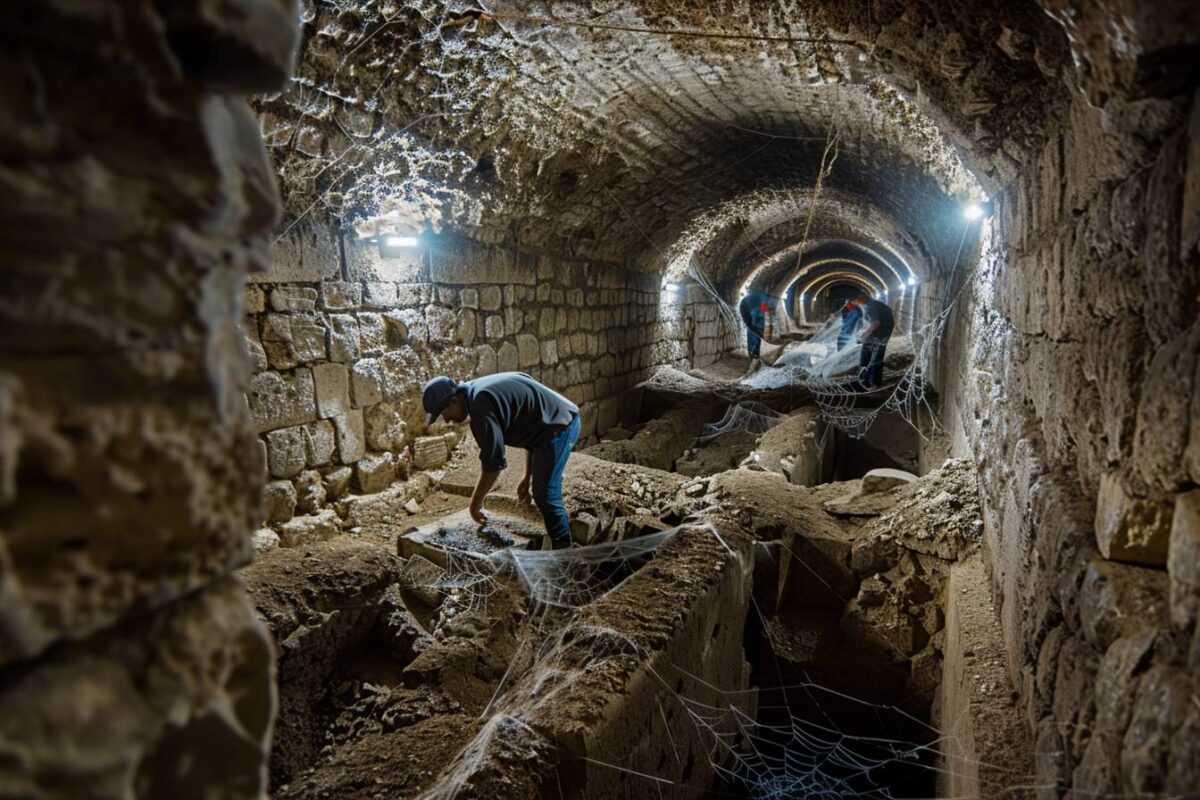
[0,1,298,796]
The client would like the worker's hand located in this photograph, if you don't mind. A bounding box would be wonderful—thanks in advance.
[469,500,488,524]
[517,474,531,503]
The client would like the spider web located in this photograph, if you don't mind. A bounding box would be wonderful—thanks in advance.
[695,401,789,444]
[407,527,1043,800]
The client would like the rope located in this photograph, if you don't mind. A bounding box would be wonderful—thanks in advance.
[757,126,840,361]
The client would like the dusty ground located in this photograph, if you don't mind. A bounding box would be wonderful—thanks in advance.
[675,428,760,476]
[244,371,1011,799]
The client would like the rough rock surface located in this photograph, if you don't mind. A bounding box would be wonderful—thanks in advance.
[0,2,295,796]
[6,0,1200,794]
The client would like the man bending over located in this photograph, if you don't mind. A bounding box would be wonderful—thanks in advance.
[856,293,895,388]
[422,372,580,549]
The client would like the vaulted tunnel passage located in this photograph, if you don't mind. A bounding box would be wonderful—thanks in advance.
[2,2,1199,799]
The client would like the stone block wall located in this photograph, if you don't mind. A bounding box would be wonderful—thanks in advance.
[0,1,298,797]
[244,225,736,524]
[940,76,1200,794]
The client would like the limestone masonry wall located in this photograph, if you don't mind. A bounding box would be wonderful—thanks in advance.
[244,224,735,524]
[940,57,1200,795]
[0,1,299,797]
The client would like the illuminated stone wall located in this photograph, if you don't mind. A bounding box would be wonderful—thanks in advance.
[938,13,1200,790]
[243,222,735,527]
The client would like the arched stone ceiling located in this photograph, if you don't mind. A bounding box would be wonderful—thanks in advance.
[661,187,925,297]
[259,0,1070,275]
[763,241,906,297]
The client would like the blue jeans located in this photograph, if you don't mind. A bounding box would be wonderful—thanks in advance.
[859,338,888,387]
[746,327,763,358]
[530,415,580,545]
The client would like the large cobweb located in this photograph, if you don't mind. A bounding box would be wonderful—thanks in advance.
[404,527,1032,800]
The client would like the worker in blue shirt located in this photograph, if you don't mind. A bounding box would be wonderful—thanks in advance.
[422,372,580,549]
[738,290,774,360]
[833,299,863,350]
[856,293,895,388]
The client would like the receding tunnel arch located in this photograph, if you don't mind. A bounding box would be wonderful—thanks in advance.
[793,276,872,322]
[661,185,960,324]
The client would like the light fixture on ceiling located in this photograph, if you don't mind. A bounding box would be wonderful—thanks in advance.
[376,232,422,258]
[963,203,984,221]
[907,276,917,286]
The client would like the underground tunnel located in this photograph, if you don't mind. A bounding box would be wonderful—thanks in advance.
[2,1,1199,798]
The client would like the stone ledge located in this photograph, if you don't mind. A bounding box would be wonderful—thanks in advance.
[935,553,1034,799]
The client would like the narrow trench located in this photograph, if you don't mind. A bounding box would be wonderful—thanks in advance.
[723,603,937,799]
[635,393,940,798]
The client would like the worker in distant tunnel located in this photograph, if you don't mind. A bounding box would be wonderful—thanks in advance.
[855,292,895,388]
[738,289,775,361]
[422,372,580,549]
[832,298,864,350]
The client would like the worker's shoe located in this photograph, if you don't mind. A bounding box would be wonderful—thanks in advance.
[550,538,572,551]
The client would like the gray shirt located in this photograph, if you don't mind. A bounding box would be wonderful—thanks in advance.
[461,372,579,471]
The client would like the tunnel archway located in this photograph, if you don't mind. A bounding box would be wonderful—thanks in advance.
[5,2,1199,799]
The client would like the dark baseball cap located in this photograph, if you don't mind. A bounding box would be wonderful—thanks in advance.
[421,376,458,425]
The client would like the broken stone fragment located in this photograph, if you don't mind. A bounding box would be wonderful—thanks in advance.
[323,466,353,500]
[823,488,899,518]
[861,468,918,494]
[1094,472,1174,565]
[252,528,281,551]
[356,452,396,494]
[609,515,672,543]
[263,479,297,523]
[278,509,340,547]
[404,498,421,515]
[293,469,325,514]
[412,436,450,470]
[377,586,434,664]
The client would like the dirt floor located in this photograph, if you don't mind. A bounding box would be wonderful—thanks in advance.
[242,361,1016,799]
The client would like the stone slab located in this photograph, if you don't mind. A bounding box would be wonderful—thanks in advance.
[396,509,542,567]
